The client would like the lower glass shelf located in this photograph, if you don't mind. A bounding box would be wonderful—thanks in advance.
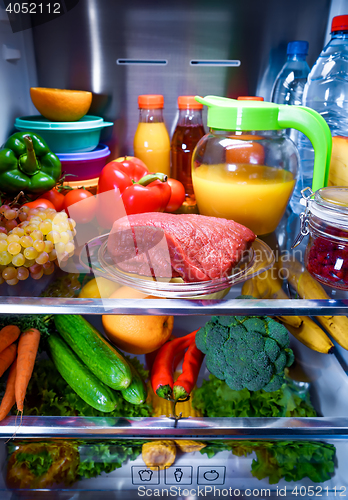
[0,416,348,439]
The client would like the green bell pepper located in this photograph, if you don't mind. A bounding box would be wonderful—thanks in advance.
[0,132,62,195]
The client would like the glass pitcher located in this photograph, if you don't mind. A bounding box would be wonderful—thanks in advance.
[192,96,331,235]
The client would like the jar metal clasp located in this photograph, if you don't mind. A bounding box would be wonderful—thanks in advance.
[291,187,314,249]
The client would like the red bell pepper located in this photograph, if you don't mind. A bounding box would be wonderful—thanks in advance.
[97,160,171,229]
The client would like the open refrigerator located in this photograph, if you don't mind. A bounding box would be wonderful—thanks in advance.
[1,0,348,498]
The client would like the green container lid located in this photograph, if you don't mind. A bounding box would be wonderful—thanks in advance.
[195,95,332,192]
[195,95,280,131]
[15,115,113,131]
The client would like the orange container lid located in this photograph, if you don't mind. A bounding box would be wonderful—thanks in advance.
[63,177,98,189]
[178,96,203,109]
[237,96,264,101]
[138,95,164,108]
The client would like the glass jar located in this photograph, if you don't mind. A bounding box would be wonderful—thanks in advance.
[191,95,331,236]
[303,187,348,290]
[192,128,298,235]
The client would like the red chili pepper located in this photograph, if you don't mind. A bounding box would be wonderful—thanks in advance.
[173,339,205,401]
[146,342,184,373]
[97,158,171,228]
[151,330,199,400]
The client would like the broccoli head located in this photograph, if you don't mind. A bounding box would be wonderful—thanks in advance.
[195,315,294,393]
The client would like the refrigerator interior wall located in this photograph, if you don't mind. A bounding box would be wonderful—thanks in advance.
[26,0,331,158]
[0,0,37,144]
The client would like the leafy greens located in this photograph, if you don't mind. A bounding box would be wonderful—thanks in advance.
[7,439,146,487]
[200,440,336,484]
[192,373,317,418]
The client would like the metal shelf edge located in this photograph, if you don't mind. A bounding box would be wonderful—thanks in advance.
[1,417,348,438]
[0,297,347,315]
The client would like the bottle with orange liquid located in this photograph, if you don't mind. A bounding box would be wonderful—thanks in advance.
[133,95,170,176]
[171,96,205,213]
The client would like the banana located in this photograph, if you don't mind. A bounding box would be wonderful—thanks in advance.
[279,255,348,350]
[242,266,334,354]
[284,316,334,354]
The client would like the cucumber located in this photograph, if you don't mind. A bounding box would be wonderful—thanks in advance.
[54,315,132,390]
[121,361,147,405]
[47,333,117,413]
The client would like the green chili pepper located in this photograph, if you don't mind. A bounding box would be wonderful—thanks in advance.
[0,132,61,195]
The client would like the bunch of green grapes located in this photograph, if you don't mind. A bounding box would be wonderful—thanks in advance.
[0,205,76,286]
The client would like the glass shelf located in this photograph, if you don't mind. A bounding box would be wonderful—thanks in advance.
[1,416,348,439]
[0,296,347,315]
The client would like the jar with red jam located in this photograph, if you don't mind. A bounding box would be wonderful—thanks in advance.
[302,187,348,290]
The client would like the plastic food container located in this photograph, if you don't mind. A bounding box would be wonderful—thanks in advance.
[14,115,113,153]
[300,187,348,290]
[57,144,110,181]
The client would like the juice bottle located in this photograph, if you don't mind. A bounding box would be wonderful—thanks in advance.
[133,95,170,176]
[171,96,205,213]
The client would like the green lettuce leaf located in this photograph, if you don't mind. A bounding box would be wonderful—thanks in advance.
[199,440,336,484]
[192,374,317,418]
[15,450,53,477]
[76,440,145,480]
[7,439,146,486]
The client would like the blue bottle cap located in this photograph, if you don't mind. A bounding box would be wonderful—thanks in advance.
[287,40,309,56]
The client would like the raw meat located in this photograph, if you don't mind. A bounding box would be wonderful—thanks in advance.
[107,213,256,282]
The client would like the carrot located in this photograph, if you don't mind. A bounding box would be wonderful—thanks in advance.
[0,343,17,378]
[15,328,40,413]
[0,360,16,421]
[0,325,20,354]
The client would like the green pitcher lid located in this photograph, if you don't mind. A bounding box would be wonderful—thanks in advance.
[195,95,280,131]
[195,95,332,193]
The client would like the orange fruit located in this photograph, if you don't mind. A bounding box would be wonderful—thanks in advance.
[107,286,150,300]
[30,87,92,122]
[102,286,174,354]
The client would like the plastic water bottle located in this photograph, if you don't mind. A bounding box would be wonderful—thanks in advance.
[271,40,310,146]
[271,40,310,107]
[294,15,348,214]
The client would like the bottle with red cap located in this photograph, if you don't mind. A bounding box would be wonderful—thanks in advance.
[133,94,170,176]
[171,96,205,213]
[294,15,348,214]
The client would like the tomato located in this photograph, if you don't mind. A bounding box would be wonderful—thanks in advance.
[41,188,65,211]
[23,199,56,210]
[165,178,186,212]
[63,189,97,224]
[225,134,265,165]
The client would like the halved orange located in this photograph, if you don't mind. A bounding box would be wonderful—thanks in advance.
[30,87,92,122]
